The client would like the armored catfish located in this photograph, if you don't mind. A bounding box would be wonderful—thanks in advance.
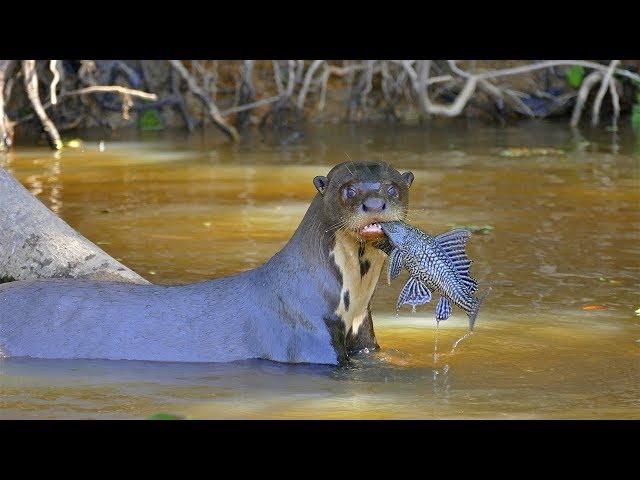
[380,221,491,330]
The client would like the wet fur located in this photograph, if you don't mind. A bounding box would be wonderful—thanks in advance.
[0,161,412,365]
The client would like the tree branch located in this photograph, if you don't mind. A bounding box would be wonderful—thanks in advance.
[169,60,239,141]
[22,60,62,150]
[297,60,324,110]
[49,60,60,105]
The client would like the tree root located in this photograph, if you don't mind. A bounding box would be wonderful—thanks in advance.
[22,60,62,150]
[1,59,638,151]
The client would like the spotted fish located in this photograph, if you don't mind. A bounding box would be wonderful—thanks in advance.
[380,221,491,330]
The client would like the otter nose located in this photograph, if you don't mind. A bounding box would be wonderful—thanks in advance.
[362,196,387,213]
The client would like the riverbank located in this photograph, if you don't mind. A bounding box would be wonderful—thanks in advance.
[2,61,639,151]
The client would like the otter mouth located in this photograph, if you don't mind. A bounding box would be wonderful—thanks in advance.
[356,222,384,239]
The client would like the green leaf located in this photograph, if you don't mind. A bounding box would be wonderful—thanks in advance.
[566,66,585,89]
[139,109,163,131]
[147,412,185,420]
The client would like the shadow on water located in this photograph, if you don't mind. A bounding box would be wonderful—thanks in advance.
[1,120,639,419]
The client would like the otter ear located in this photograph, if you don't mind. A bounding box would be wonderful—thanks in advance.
[401,171,415,188]
[313,176,328,195]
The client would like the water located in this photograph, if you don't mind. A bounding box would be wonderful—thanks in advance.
[1,121,639,419]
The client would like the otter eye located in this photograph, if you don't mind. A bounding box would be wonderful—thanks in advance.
[345,186,357,199]
[387,185,399,198]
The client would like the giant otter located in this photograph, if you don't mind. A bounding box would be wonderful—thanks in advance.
[0,161,413,365]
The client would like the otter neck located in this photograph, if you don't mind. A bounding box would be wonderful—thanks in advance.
[267,195,386,336]
[330,230,386,337]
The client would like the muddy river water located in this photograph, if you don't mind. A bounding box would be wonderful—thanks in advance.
[1,121,638,419]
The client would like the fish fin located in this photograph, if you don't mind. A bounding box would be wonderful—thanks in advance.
[435,230,471,263]
[435,229,478,293]
[397,277,432,310]
[461,276,479,294]
[435,229,471,249]
[435,297,452,322]
[387,248,403,285]
[467,286,492,331]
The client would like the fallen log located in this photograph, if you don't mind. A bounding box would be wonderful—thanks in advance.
[0,167,149,284]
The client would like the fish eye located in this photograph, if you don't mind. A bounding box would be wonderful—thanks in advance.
[387,185,399,198]
[344,186,357,199]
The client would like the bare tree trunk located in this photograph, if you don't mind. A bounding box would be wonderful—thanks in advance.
[0,167,149,284]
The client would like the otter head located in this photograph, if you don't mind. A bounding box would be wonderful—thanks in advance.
[313,161,414,242]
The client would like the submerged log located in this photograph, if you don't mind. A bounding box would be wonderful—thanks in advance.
[0,167,149,284]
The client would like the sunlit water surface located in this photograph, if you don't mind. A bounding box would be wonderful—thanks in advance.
[1,121,639,419]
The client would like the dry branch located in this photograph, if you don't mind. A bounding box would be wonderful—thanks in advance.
[449,60,640,83]
[404,60,478,117]
[297,60,324,110]
[49,60,60,105]
[15,84,158,127]
[22,60,62,150]
[170,66,195,132]
[169,60,239,141]
[221,96,281,115]
[236,60,256,128]
[65,85,157,100]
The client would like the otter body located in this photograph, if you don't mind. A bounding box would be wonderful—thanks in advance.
[0,161,413,365]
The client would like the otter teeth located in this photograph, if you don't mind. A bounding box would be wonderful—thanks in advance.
[359,223,382,234]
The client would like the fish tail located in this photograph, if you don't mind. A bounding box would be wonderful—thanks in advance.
[467,286,492,331]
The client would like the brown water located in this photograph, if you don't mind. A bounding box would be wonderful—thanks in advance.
[1,121,639,419]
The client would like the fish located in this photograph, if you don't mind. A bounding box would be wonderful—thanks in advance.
[380,221,491,330]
